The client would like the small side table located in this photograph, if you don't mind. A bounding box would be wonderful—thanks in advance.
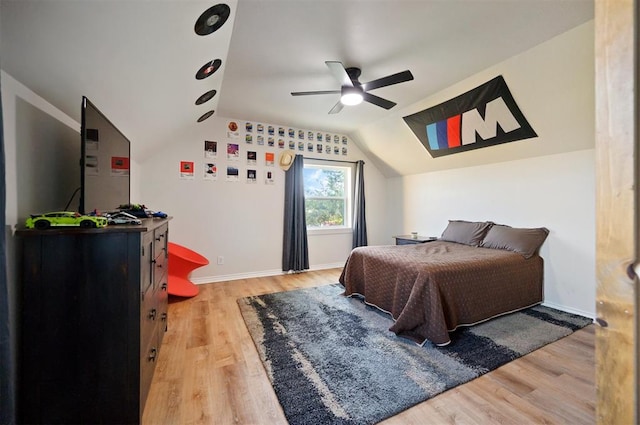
[393,235,438,245]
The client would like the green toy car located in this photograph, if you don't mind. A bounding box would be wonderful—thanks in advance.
[25,211,108,230]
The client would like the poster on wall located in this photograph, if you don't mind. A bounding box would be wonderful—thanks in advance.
[180,161,195,179]
[85,155,99,175]
[247,169,257,184]
[226,166,239,182]
[227,143,240,161]
[265,170,275,185]
[247,151,257,165]
[265,152,275,166]
[204,140,217,158]
[111,157,130,176]
[227,121,240,139]
[403,75,537,158]
[204,162,217,180]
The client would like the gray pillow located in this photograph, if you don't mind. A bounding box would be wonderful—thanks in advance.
[481,224,549,258]
[440,220,493,247]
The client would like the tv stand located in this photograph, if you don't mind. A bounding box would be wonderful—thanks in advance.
[17,218,170,424]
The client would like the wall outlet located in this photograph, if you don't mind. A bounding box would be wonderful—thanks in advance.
[217,256,224,265]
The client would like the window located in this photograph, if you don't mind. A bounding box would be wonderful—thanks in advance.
[303,164,352,229]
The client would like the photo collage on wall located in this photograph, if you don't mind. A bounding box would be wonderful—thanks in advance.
[180,121,349,183]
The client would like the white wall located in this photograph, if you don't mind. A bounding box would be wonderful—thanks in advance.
[382,22,596,317]
[139,116,387,282]
[3,71,78,224]
[388,150,595,317]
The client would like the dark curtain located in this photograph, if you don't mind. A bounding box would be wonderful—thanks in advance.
[282,154,309,272]
[352,160,368,248]
[0,73,15,423]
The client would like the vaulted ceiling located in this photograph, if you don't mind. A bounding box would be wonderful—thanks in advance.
[1,0,593,175]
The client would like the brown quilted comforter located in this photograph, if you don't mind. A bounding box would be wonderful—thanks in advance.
[338,241,544,346]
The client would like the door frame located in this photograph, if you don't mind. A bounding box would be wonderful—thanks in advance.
[595,0,638,423]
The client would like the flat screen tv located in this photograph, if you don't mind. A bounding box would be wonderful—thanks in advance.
[79,96,131,214]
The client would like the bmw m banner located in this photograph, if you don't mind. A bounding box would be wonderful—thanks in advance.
[403,76,537,158]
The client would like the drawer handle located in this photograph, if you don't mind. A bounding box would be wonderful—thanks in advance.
[148,308,157,320]
[161,283,168,291]
[148,348,157,362]
[161,312,167,322]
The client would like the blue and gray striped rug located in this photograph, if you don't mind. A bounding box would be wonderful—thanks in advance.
[238,284,591,425]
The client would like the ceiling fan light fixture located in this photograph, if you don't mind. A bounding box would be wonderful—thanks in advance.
[340,87,363,106]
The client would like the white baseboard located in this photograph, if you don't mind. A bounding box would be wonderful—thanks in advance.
[190,262,344,284]
[541,301,595,320]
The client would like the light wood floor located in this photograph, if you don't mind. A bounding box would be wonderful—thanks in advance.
[143,268,595,425]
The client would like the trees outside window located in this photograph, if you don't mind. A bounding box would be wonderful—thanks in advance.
[303,165,351,228]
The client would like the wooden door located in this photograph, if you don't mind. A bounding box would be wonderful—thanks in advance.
[595,0,638,423]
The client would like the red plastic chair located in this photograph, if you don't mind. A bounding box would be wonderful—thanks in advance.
[167,242,209,297]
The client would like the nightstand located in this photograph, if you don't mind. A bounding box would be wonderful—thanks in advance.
[393,235,438,245]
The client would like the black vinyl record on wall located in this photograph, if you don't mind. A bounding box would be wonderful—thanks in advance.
[195,89,217,105]
[195,4,231,36]
[196,59,222,80]
[197,110,215,122]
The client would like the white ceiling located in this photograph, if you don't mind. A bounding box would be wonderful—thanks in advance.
[1,0,594,167]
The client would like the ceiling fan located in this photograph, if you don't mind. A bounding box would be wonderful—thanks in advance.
[291,61,414,114]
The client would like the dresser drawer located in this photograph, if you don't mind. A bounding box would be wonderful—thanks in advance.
[141,231,154,293]
[140,286,157,352]
[153,223,168,259]
[153,251,167,288]
[140,327,159,413]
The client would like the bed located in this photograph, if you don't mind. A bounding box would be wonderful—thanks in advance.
[338,220,549,346]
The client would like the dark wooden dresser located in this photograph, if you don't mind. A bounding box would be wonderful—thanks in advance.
[16,218,170,424]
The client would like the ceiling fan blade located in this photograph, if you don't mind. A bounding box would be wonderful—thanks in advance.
[291,90,340,96]
[363,70,414,91]
[325,61,354,87]
[328,100,344,114]
[362,92,396,110]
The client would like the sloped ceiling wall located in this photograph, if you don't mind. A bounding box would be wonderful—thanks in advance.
[352,21,595,178]
[0,0,593,177]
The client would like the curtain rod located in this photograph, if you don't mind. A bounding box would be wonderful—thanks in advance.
[302,156,362,165]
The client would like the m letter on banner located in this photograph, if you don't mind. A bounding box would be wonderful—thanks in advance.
[403,76,537,158]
